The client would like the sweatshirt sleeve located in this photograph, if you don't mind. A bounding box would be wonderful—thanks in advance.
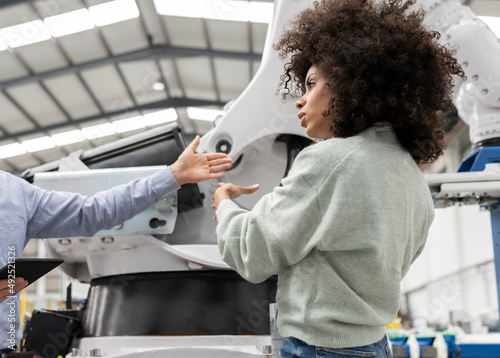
[24,167,180,239]
[216,148,324,283]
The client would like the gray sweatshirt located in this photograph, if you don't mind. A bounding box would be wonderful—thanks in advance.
[216,126,434,348]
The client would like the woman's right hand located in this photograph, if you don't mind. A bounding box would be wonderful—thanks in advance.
[211,182,260,219]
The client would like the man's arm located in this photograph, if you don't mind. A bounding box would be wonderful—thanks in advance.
[24,136,231,239]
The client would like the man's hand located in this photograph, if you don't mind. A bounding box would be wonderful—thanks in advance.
[211,182,260,220]
[170,136,232,186]
[0,277,27,303]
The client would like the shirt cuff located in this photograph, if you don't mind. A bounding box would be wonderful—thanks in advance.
[149,166,181,199]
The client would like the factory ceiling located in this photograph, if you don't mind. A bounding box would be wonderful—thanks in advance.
[0,0,496,174]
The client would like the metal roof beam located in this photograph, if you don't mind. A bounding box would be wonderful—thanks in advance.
[0,97,225,142]
[0,0,34,8]
[0,45,262,90]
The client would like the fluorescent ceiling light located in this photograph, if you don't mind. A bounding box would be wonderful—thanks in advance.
[0,142,26,159]
[90,0,140,27]
[51,129,86,146]
[22,136,56,152]
[479,16,500,38]
[153,0,273,23]
[44,8,94,37]
[112,116,145,133]
[186,107,224,122]
[0,20,51,48]
[143,108,178,126]
[82,122,116,140]
[152,81,165,91]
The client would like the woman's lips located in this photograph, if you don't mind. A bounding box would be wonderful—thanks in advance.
[298,113,306,127]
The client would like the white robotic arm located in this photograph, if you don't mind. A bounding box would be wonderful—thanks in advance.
[419,0,500,208]
[419,0,500,147]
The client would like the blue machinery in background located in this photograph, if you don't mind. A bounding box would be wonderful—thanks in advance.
[390,335,500,358]
[458,146,500,318]
[422,146,500,358]
[458,147,500,173]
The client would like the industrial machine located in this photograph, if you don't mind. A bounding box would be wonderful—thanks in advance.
[20,1,310,357]
[18,0,500,357]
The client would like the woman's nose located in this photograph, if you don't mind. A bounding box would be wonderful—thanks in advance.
[295,96,305,109]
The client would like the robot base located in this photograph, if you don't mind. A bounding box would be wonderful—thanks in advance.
[83,271,277,337]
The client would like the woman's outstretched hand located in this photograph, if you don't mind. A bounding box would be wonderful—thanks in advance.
[170,136,232,186]
[211,182,260,220]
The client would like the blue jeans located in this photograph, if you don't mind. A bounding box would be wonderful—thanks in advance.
[0,345,16,358]
[280,335,392,358]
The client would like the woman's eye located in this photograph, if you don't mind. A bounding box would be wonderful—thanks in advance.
[307,81,315,89]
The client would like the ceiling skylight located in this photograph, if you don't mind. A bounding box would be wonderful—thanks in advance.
[113,116,146,133]
[81,123,116,140]
[153,0,274,23]
[0,143,26,159]
[22,136,56,152]
[89,0,140,27]
[0,38,8,51]
[186,107,224,122]
[0,20,51,48]
[143,108,178,126]
[51,129,86,146]
[44,8,95,37]
[0,108,178,159]
[0,0,140,50]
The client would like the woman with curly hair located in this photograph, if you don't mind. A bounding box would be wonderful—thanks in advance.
[212,0,464,356]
